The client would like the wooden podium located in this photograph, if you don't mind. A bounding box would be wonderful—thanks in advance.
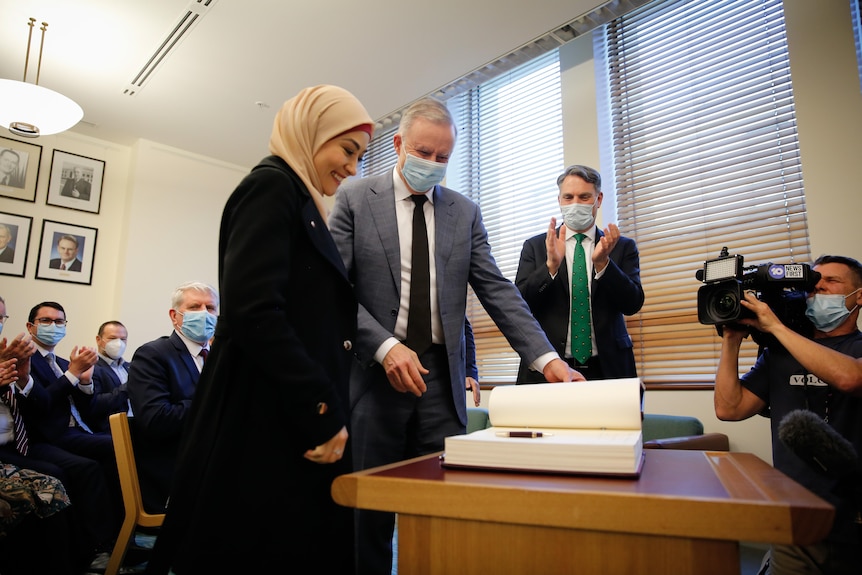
[332,450,833,575]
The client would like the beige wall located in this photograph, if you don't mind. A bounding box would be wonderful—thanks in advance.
[2,0,860,466]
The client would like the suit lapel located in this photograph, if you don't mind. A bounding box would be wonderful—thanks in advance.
[301,200,349,281]
[170,332,200,381]
[431,186,458,288]
[366,177,402,290]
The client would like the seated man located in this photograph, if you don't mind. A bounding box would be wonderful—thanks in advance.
[127,281,218,513]
[1,297,120,564]
[88,320,132,432]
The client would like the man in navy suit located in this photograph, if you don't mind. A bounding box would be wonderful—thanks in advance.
[127,281,218,514]
[15,300,122,561]
[329,97,582,575]
[88,320,132,433]
[515,165,644,382]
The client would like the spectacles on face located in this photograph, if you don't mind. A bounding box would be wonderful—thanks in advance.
[0,315,9,321]
[32,318,68,326]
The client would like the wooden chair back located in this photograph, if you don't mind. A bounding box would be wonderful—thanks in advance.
[106,412,165,575]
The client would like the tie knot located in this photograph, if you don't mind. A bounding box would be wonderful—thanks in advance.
[199,348,209,360]
[411,194,427,207]
[575,233,586,242]
[46,352,54,362]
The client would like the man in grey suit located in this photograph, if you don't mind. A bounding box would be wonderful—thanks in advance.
[329,97,581,575]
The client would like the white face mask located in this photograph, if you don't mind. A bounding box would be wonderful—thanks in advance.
[103,338,127,360]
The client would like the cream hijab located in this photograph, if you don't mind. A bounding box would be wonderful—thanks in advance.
[269,85,373,219]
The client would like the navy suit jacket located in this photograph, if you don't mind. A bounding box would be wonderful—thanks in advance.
[515,225,644,381]
[21,351,103,444]
[18,352,113,459]
[127,331,200,512]
[330,173,556,426]
[88,357,131,432]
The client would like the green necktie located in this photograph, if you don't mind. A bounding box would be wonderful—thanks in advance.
[570,233,591,364]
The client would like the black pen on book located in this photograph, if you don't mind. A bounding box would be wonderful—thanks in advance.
[495,431,553,438]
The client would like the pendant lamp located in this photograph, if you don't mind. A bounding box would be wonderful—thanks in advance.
[0,18,83,138]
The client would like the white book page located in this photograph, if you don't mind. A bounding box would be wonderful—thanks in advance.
[487,378,642,430]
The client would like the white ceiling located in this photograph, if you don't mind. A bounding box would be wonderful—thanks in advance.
[0,0,608,168]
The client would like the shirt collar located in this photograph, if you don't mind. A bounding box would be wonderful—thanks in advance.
[565,225,597,243]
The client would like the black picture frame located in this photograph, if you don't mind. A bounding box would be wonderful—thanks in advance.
[46,150,105,214]
[0,136,42,203]
[0,210,33,278]
[35,219,98,285]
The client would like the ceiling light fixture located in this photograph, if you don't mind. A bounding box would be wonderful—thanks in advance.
[0,18,84,138]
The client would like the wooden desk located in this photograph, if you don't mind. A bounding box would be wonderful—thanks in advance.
[332,450,833,575]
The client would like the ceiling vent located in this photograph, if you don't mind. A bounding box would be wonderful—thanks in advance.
[123,0,218,97]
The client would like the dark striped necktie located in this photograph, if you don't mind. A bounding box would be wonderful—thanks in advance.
[2,388,29,455]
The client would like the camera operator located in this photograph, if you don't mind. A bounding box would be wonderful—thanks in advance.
[714,254,862,575]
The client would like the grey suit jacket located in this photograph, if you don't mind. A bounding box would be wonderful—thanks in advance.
[329,172,556,425]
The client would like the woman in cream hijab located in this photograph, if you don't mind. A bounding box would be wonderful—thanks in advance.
[148,85,373,575]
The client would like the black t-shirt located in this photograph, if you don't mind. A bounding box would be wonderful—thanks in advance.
[742,330,862,544]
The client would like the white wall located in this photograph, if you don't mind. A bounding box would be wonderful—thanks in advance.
[3,0,860,467]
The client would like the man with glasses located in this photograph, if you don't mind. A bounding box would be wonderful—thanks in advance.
[9,300,123,566]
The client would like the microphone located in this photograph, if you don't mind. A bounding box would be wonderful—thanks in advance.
[777,409,861,481]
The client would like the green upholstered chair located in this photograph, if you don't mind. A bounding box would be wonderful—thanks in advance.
[466,407,492,433]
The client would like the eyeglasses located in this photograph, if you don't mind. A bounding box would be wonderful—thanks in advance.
[33,318,68,326]
[0,315,9,321]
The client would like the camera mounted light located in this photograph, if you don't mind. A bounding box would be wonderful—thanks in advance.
[702,253,743,283]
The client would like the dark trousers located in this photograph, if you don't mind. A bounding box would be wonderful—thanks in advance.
[351,345,463,575]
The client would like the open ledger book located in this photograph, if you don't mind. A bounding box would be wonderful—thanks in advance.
[443,378,644,477]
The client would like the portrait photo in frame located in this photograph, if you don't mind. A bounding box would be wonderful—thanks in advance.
[35,219,98,285]
[46,150,105,214]
[0,136,42,203]
[0,211,33,278]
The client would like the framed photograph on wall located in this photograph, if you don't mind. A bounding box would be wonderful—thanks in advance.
[0,136,42,203]
[0,211,33,278]
[35,219,98,285]
[46,150,105,214]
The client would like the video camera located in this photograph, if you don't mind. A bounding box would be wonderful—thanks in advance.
[695,247,820,347]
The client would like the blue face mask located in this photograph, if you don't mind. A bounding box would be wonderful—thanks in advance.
[561,202,596,232]
[401,153,447,192]
[804,288,860,332]
[178,310,217,344]
[35,323,66,347]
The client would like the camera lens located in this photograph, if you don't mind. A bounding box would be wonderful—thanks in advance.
[697,280,742,324]
[715,292,737,315]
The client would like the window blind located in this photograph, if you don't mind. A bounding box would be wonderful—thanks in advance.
[360,124,398,178]
[598,0,811,383]
[451,51,564,382]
